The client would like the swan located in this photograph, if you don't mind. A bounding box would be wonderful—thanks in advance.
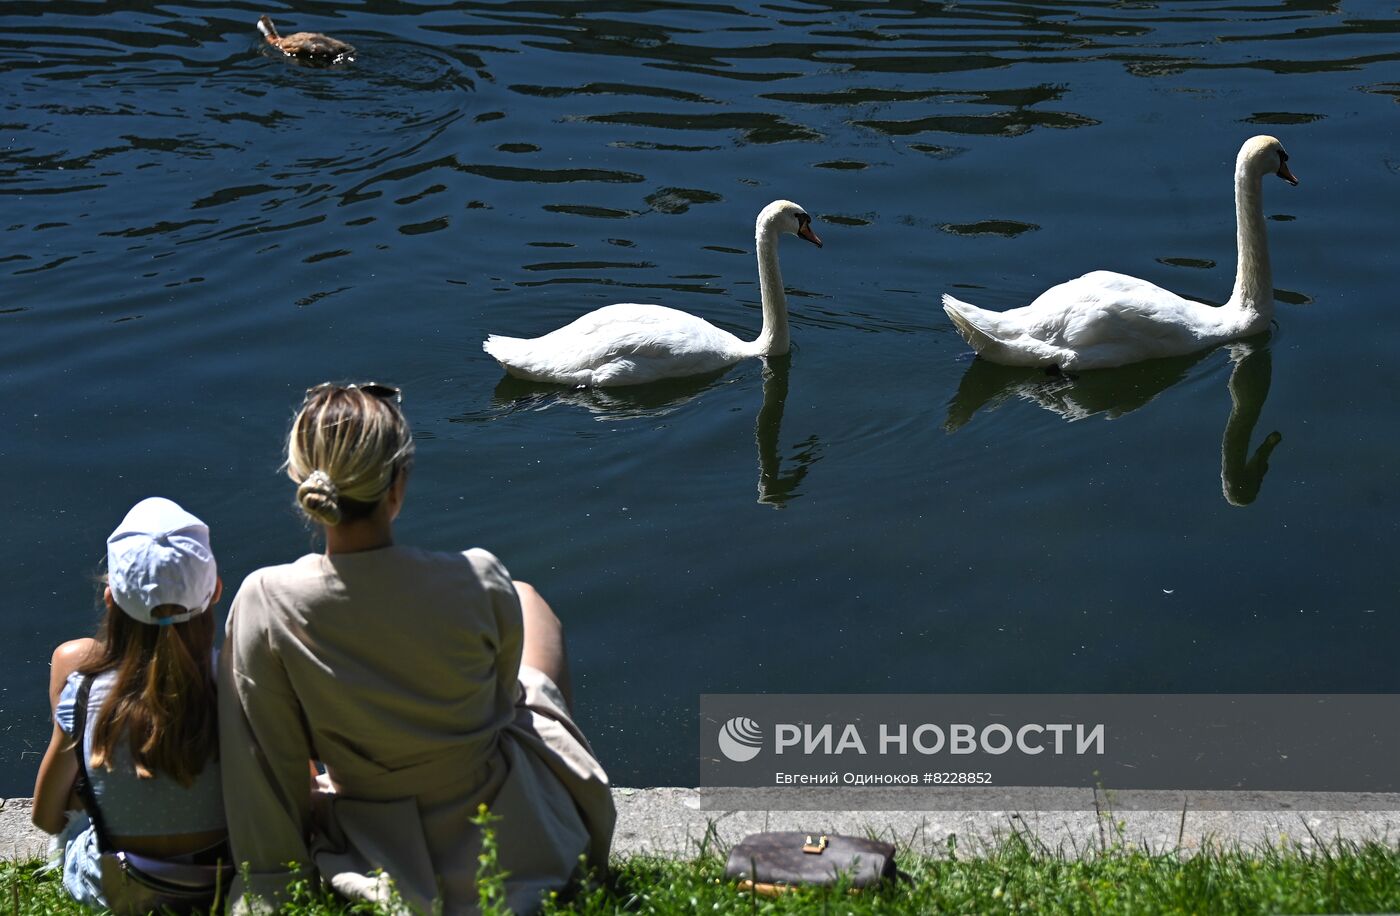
[483,200,822,386]
[942,135,1298,371]
[257,15,355,62]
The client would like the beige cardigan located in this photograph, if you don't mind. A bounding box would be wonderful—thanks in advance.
[218,546,614,914]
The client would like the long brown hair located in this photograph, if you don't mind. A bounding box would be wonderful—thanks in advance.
[77,594,218,787]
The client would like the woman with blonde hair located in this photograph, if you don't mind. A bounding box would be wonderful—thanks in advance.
[32,497,228,911]
[219,382,614,914]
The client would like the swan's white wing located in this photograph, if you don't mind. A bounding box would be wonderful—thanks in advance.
[1019,271,1221,367]
[484,303,746,386]
[944,271,1229,369]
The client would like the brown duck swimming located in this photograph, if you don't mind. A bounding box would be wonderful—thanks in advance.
[257,15,354,62]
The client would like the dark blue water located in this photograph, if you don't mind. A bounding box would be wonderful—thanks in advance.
[3,1,1398,793]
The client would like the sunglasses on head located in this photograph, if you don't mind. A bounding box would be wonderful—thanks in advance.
[304,381,402,404]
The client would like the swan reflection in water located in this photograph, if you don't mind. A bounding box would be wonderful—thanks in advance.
[489,368,727,421]
[489,354,820,507]
[944,336,1282,506]
[753,354,821,507]
[1218,341,1282,507]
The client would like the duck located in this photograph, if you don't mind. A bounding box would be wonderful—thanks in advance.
[257,15,355,62]
[941,135,1298,371]
[483,200,823,387]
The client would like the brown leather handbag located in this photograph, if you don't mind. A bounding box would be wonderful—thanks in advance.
[724,832,897,894]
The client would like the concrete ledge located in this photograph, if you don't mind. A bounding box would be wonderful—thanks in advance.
[614,788,1400,858]
[7,791,1400,864]
[1,798,48,862]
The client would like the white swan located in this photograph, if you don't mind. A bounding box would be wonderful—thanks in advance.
[483,200,822,386]
[942,135,1299,371]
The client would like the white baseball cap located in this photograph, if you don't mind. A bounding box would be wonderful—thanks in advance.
[106,497,218,626]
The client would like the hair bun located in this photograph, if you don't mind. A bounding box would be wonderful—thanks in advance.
[297,469,342,526]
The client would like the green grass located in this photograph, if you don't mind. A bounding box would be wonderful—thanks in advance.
[2,858,70,916]
[9,834,1400,915]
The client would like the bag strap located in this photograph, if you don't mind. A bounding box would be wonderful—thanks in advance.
[70,674,114,853]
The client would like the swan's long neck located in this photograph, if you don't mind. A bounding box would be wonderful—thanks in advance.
[749,218,789,356]
[1227,162,1273,329]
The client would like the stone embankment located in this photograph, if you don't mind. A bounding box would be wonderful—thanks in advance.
[5,789,1399,863]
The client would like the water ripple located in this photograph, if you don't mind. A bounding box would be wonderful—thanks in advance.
[4,0,1400,794]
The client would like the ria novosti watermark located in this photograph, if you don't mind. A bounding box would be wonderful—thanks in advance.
[719,715,1104,764]
[700,694,1400,810]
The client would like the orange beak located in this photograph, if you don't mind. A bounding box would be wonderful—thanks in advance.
[1276,160,1299,186]
[797,223,823,248]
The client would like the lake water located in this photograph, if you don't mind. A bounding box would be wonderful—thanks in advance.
[3,1,1398,794]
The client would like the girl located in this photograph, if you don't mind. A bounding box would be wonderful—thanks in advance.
[32,497,228,909]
